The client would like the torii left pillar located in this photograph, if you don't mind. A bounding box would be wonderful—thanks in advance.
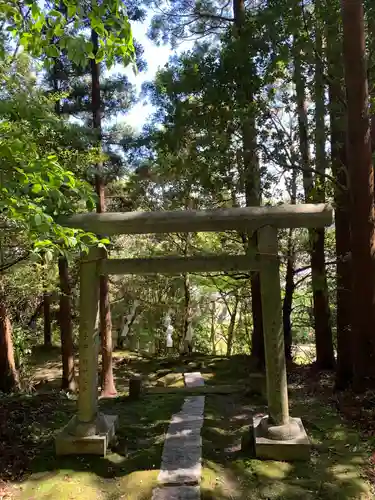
[55,247,117,456]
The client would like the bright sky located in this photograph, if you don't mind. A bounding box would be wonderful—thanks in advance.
[113,13,191,132]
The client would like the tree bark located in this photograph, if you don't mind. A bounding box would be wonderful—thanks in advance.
[43,291,52,347]
[368,10,375,152]
[226,296,239,356]
[181,226,192,354]
[182,272,191,353]
[91,28,116,397]
[326,6,353,389]
[341,0,375,391]
[58,256,76,391]
[293,24,335,370]
[0,298,20,393]
[210,302,216,355]
[233,0,264,368]
[313,3,335,369]
[283,163,297,362]
[283,229,294,362]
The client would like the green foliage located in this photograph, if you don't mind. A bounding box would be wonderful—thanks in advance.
[3,0,135,69]
[0,53,106,256]
[12,325,32,368]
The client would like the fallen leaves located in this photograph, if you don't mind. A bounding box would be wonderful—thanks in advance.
[0,393,72,483]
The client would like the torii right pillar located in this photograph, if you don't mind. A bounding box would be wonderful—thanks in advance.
[253,225,310,461]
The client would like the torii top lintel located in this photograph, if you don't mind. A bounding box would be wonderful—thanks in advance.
[61,203,333,236]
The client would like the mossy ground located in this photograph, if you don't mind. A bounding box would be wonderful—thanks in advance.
[201,390,372,499]
[2,350,373,499]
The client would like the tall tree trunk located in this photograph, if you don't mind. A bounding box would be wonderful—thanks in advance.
[58,256,76,391]
[210,302,216,355]
[182,272,191,354]
[43,291,52,347]
[0,297,20,393]
[226,296,239,356]
[341,0,375,391]
[312,5,335,369]
[52,52,77,389]
[293,26,335,370]
[368,9,375,152]
[283,229,294,362]
[283,164,297,362]
[326,4,353,389]
[233,0,264,368]
[91,29,116,397]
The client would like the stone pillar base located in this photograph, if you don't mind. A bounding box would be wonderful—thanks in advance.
[55,413,118,456]
[253,415,310,461]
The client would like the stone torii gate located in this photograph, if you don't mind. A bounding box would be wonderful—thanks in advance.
[55,203,332,460]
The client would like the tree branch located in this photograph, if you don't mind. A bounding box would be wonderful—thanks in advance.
[0,252,30,273]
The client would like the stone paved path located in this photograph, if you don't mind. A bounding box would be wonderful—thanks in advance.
[151,372,205,500]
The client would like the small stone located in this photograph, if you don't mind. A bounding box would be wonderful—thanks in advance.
[152,485,200,500]
[184,372,204,388]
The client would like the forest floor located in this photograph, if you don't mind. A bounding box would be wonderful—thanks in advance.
[0,348,374,499]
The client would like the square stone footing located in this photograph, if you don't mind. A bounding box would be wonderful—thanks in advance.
[55,413,118,456]
[152,486,200,500]
[253,415,310,461]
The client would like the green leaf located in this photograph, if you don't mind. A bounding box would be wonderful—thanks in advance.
[50,9,62,18]
[35,240,52,247]
[31,3,39,20]
[46,45,60,58]
[85,41,94,53]
[54,24,64,37]
[20,35,30,49]
[32,184,42,193]
[95,47,105,63]
[67,4,76,18]
[86,198,96,211]
[34,17,44,32]
[34,214,42,226]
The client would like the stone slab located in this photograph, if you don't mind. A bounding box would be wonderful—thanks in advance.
[158,435,202,484]
[184,372,205,388]
[158,395,204,486]
[253,415,310,461]
[152,486,200,500]
[55,414,117,456]
[147,384,245,395]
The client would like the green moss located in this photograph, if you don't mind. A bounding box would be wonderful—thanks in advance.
[17,469,159,500]
[14,393,183,499]
[201,389,372,500]
[10,352,374,500]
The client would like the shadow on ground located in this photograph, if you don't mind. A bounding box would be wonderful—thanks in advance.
[200,387,372,499]
[1,352,373,499]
